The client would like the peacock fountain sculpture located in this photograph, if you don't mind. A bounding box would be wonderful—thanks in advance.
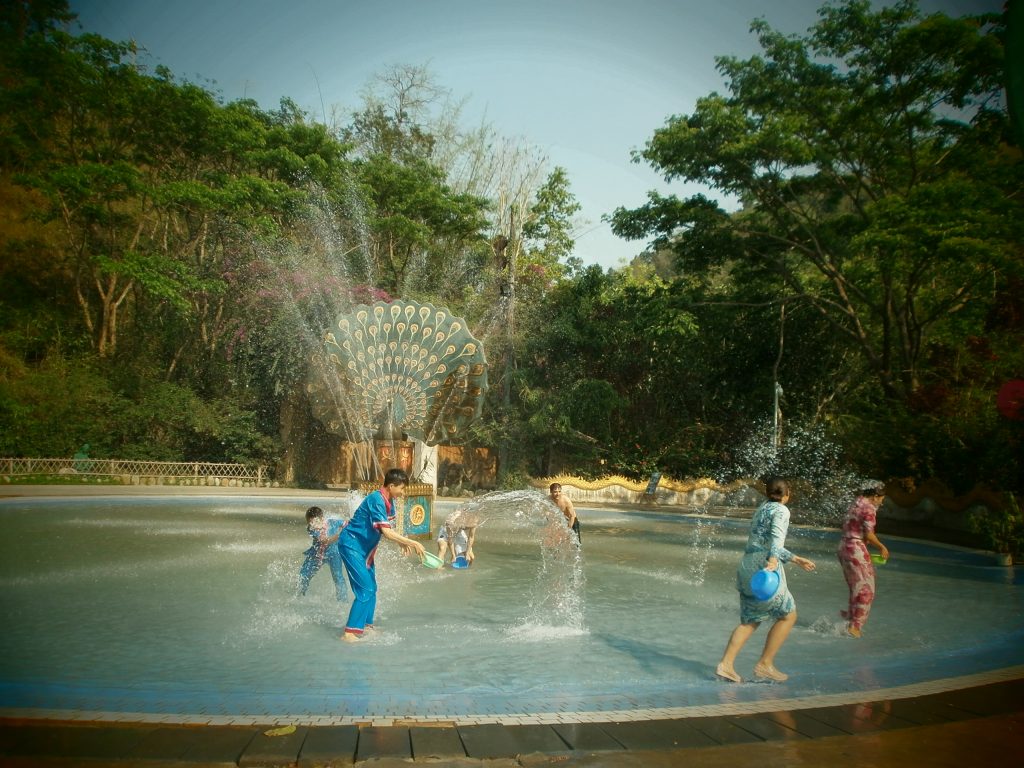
[306,300,488,445]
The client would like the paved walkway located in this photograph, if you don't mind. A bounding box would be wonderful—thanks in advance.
[1,675,1022,766]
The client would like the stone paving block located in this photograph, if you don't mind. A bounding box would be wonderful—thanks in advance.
[298,725,358,767]
[0,723,152,759]
[458,722,529,759]
[409,725,465,759]
[180,726,259,763]
[501,724,571,755]
[355,725,410,761]
[127,726,203,760]
[724,713,810,741]
[691,715,766,745]
[939,680,1024,717]
[598,719,716,751]
[239,726,308,767]
[769,709,854,738]
[551,722,625,752]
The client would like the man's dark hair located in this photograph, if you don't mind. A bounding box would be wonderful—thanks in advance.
[384,468,409,486]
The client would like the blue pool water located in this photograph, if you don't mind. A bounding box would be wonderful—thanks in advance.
[0,493,1021,722]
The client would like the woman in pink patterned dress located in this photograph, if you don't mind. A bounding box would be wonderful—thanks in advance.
[837,480,890,637]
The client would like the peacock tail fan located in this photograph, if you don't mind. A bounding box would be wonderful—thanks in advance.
[307,300,489,445]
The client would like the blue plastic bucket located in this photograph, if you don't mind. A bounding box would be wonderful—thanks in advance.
[750,568,780,600]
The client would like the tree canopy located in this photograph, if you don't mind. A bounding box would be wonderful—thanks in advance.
[609,0,1021,491]
[1,0,1020,500]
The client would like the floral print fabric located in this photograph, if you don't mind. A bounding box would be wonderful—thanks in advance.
[736,501,796,624]
[837,496,877,631]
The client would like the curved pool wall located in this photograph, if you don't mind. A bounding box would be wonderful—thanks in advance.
[0,494,1021,724]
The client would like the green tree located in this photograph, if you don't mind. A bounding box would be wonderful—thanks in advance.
[521,166,583,280]
[348,152,489,297]
[0,0,74,43]
[0,7,359,467]
[509,265,705,479]
[340,65,492,301]
[610,0,1020,405]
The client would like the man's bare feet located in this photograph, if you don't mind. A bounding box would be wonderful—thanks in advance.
[753,663,788,682]
[341,631,362,643]
[715,663,742,683]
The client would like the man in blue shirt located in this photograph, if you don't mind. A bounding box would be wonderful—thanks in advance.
[338,468,426,642]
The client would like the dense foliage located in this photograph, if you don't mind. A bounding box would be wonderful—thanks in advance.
[1,1,1020,498]
[609,0,1022,493]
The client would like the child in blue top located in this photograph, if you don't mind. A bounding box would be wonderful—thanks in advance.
[338,468,426,642]
[297,506,348,602]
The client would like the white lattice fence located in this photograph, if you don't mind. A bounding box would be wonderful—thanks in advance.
[1,458,271,486]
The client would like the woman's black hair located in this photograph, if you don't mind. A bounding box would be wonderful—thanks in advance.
[858,480,886,496]
[765,477,791,501]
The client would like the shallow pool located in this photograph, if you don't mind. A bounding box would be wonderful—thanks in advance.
[0,493,1021,722]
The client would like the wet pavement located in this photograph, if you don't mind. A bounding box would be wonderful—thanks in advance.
[1,675,1022,766]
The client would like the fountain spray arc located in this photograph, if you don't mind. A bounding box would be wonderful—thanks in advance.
[306,300,488,533]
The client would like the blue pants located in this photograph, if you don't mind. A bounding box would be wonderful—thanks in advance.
[339,540,377,634]
[298,546,348,601]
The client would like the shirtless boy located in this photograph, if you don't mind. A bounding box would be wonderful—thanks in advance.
[549,482,580,543]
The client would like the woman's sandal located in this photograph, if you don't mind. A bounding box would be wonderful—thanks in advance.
[715,663,742,683]
[753,664,788,682]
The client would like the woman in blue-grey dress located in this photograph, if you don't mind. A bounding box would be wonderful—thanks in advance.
[716,477,816,683]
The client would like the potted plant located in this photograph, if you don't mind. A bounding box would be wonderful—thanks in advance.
[969,492,1023,566]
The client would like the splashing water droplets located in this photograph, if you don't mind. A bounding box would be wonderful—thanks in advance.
[718,420,863,527]
[446,489,587,636]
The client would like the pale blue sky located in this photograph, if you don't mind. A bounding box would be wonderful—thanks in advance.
[68,0,999,269]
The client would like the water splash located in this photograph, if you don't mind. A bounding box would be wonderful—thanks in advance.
[237,489,587,647]
[247,180,509,482]
[687,516,718,584]
[719,420,862,527]
[438,489,587,634]
[674,420,866,581]
[239,494,363,644]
